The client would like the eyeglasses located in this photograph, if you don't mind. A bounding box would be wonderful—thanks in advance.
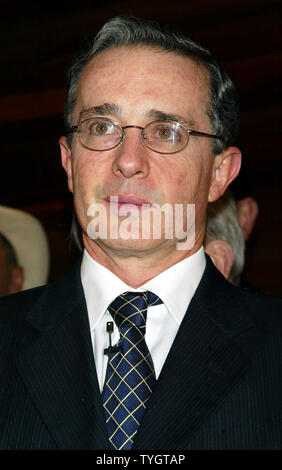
[71,117,223,154]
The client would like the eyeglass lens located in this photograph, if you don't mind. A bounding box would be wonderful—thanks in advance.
[76,118,189,153]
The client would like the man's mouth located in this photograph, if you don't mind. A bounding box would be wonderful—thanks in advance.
[104,194,152,210]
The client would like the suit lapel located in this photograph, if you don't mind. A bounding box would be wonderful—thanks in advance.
[133,258,258,450]
[17,261,110,450]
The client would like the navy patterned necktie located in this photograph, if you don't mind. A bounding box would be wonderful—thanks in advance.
[102,291,162,450]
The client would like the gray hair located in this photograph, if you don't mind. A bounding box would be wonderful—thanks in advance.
[64,16,240,154]
[0,232,19,270]
[204,190,245,286]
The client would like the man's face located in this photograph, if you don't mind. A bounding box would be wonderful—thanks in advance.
[60,46,223,257]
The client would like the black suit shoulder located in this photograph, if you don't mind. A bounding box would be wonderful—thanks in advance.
[0,261,83,364]
[0,285,46,324]
[0,259,83,325]
[199,258,282,336]
[237,286,282,366]
[240,286,282,332]
[0,286,47,371]
[195,260,282,376]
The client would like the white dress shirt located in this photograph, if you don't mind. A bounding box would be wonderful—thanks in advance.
[81,247,206,391]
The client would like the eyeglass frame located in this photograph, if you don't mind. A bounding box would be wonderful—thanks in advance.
[70,117,224,154]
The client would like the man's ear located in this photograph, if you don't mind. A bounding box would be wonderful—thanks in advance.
[59,136,74,193]
[208,147,242,202]
[8,266,24,294]
[205,239,234,280]
[236,197,259,240]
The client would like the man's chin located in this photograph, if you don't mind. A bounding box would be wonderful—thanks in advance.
[88,236,173,256]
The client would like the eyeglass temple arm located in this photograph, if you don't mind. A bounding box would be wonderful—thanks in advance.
[187,129,223,141]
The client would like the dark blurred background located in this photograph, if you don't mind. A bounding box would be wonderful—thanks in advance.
[1,0,281,297]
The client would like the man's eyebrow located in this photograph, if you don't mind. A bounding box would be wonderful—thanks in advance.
[146,109,196,128]
[78,104,196,128]
[79,103,121,121]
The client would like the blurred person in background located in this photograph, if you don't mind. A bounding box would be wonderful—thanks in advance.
[204,189,245,285]
[204,161,259,287]
[0,205,50,296]
[0,232,24,296]
[229,157,259,242]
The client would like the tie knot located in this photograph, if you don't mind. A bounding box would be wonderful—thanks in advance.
[108,291,162,331]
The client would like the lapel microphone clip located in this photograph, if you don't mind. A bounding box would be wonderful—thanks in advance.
[104,321,120,355]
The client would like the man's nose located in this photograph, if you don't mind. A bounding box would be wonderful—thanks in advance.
[111,128,150,179]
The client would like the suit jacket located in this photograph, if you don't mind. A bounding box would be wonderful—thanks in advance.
[0,256,281,450]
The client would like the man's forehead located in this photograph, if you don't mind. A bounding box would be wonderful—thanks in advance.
[74,46,210,127]
[80,45,209,92]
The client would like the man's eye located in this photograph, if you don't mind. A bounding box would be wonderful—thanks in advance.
[91,122,110,135]
[155,126,180,142]
[158,127,173,140]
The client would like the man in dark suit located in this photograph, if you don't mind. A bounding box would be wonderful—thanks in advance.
[0,17,281,450]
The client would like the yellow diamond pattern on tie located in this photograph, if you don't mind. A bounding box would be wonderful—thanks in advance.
[102,291,162,450]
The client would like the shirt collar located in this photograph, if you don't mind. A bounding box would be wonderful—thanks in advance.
[81,247,206,332]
